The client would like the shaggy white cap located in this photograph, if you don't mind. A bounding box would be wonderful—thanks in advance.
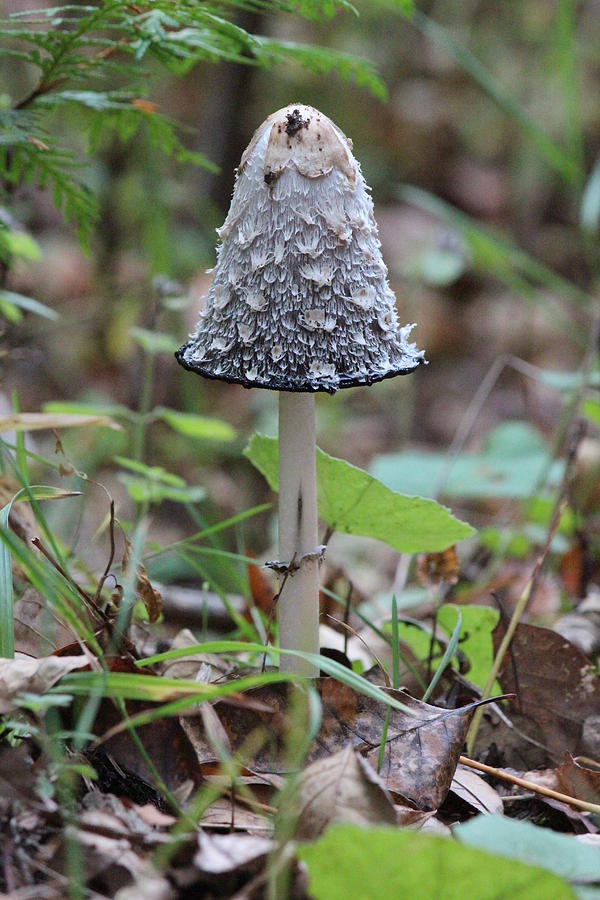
[176,104,425,393]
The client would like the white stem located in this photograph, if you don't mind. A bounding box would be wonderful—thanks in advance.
[278,392,320,676]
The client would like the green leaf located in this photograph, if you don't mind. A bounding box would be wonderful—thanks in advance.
[437,604,499,692]
[2,230,41,261]
[411,11,581,185]
[114,456,185,485]
[298,826,574,900]
[372,421,565,500]
[0,290,59,321]
[583,399,600,427]
[129,327,177,355]
[244,434,474,553]
[155,407,235,442]
[0,486,81,659]
[456,816,600,886]
[119,474,205,506]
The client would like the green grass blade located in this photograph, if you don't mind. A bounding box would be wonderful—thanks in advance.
[399,184,592,318]
[422,609,462,702]
[412,10,581,184]
[556,0,584,188]
[137,640,418,714]
[0,485,82,658]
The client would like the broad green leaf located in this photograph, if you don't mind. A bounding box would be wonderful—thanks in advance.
[437,604,499,692]
[119,475,205,505]
[456,816,600,885]
[0,412,121,433]
[372,421,565,500]
[115,456,185,485]
[0,486,81,658]
[298,825,574,900]
[155,407,235,442]
[130,327,177,355]
[244,434,474,553]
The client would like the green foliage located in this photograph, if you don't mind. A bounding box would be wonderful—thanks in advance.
[371,421,565,501]
[244,433,474,553]
[399,186,592,320]
[437,604,500,693]
[456,815,600,888]
[0,289,59,323]
[298,825,574,899]
[115,456,206,506]
[0,0,392,248]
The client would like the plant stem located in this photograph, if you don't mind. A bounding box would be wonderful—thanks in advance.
[278,393,320,676]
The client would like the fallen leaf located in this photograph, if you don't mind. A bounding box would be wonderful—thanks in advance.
[494,621,600,759]
[557,753,600,805]
[449,764,503,815]
[199,796,271,835]
[0,412,121,432]
[296,744,397,839]
[183,680,485,811]
[0,654,88,712]
[194,832,273,875]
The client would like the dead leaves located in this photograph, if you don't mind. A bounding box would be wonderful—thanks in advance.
[493,620,600,759]
[0,654,88,713]
[295,745,396,839]
[180,679,486,812]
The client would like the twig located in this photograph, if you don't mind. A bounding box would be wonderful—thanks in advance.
[458,755,600,815]
[94,499,116,603]
[261,553,297,673]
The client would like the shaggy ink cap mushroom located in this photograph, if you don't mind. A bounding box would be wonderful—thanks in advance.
[176,104,425,394]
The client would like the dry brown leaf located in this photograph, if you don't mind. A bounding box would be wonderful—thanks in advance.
[0,654,88,712]
[494,621,600,759]
[450,764,503,815]
[557,753,600,805]
[182,680,483,811]
[199,797,271,835]
[121,540,162,623]
[0,412,121,433]
[194,833,273,874]
[295,744,397,839]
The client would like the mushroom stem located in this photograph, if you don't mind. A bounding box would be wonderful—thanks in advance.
[278,392,320,676]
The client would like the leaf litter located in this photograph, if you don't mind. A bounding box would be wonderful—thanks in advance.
[2,468,600,898]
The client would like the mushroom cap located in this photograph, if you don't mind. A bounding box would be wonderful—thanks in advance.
[176,104,425,394]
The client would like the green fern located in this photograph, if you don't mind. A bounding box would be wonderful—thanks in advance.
[0,0,409,250]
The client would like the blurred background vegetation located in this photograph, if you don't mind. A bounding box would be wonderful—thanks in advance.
[1,0,599,612]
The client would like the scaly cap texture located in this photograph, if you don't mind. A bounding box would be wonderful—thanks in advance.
[176,104,425,393]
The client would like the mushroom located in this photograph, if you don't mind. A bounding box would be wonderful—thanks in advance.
[176,104,425,676]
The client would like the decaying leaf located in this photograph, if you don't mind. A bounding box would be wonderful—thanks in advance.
[182,680,485,811]
[194,833,274,876]
[122,539,162,623]
[449,764,504,815]
[0,654,88,712]
[557,753,600,805]
[494,621,600,759]
[296,744,397,839]
[0,412,121,433]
